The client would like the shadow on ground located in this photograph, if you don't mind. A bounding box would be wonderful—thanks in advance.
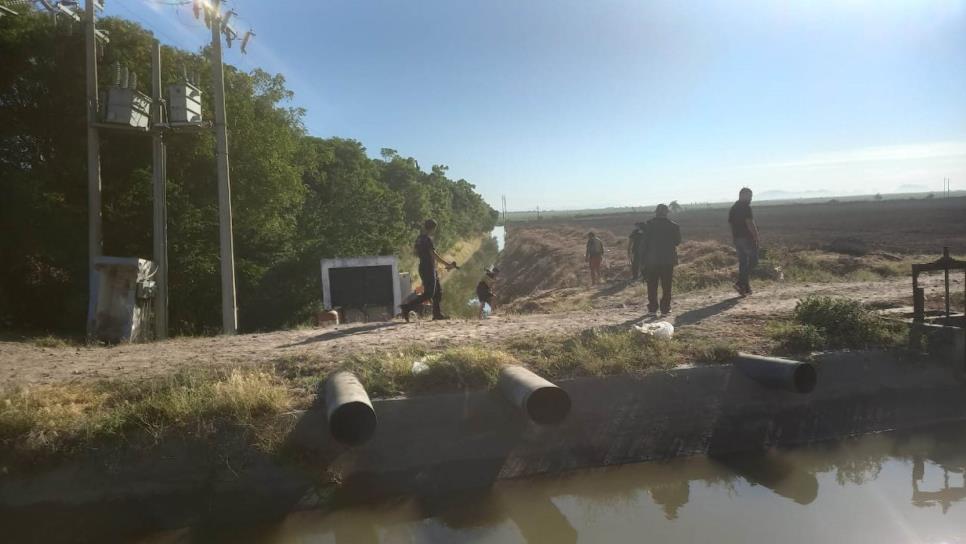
[674,297,742,326]
[277,322,400,348]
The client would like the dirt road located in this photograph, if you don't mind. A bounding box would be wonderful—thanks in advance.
[0,277,926,386]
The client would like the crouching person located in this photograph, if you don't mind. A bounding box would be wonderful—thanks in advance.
[476,267,499,319]
[642,204,681,317]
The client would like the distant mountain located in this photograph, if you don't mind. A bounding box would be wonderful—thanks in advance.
[896,184,929,193]
[756,189,831,201]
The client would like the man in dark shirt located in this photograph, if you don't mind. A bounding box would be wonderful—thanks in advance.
[641,204,681,315]
[401,219,457,321]
[728,187,760,296]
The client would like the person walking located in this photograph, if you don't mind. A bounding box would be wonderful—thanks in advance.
[641,204,681,316]
[627,222,645,280]
[585,232,605,285]
[400,219,457,321]
[728,187,760,296]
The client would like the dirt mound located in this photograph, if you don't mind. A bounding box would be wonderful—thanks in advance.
[495,226,629,303]
[674,240,741,290]
[493,216,947,316]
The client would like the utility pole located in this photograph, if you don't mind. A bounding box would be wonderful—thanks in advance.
[209,0,238,334]
[151,40,169,339]
[84,0,104,336]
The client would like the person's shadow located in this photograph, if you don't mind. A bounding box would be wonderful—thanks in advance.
[276,322,398,348]
[673,297,741,327]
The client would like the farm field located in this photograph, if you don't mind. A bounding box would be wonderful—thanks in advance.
[515,195,966,254]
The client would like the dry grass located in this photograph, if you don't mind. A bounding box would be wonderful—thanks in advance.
[273,344,519,400]
[506,327,738,379]
[276,327,739,401]
[0,368,294,466]
[498,229,922,315]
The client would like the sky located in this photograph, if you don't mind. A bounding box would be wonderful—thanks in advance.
[103,0,966,210]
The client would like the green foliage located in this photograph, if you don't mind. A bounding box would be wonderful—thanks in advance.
[0,12,496,333]
[767,322,827,353]
[769,296,906,353]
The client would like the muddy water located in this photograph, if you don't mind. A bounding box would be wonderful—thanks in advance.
[150,423,966,543]
[492,225,505,251]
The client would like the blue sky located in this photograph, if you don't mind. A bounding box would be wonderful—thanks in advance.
[105,0,966,210]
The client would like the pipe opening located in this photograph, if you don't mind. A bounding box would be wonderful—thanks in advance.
[792,364,817,394]
[526,387,571,425]
[329,401,377,445]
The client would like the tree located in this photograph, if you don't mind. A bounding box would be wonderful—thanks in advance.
[874,193,883,201]
[669,201,682,213]
[0,11,497,334]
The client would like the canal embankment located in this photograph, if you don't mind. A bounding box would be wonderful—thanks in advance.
[2,339,965,542]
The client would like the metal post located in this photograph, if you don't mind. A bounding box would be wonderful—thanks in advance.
[151,40,169,339]
[84,0,103,336]
[943,247,951,319]
[210,0,238,334]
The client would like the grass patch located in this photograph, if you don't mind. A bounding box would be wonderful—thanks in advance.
[759,249,908,284]
[29,334,77,348]
[766,322,827,353]
[0,368,294,468]
[769,295,907,353]
[508,328,737,379]
[0,332,84,348]
[668,245,909,295]
[338,345,519,398]
[277,327,738,404]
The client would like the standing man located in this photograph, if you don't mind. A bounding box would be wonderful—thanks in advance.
[641,204,681,316]
[585,232,605,285]
[627,222,645,280]
[401,219,457,321]
[728,187,760,296]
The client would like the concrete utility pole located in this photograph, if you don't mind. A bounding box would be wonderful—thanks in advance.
[209,0,239,334]
[151,40,169,339]
[84,0,104,336]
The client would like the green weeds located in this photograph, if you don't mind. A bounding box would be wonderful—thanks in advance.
[769,296,906,353]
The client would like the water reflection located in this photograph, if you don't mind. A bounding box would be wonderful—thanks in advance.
[912,456,966,514]
[491,225,506,252]
[711,451,819,505]
[145,422,966,543]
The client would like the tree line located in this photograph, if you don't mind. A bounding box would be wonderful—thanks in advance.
[0,13,497,334]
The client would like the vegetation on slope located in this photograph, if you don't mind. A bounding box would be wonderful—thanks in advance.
[0,13,497,335]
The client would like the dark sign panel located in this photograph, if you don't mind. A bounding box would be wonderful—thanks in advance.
[328,265,395,308]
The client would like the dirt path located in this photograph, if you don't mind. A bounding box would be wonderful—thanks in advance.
[0,277,926,387]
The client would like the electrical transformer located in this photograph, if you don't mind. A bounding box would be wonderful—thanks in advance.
[104,86,152,128]
[91,257,156,343]
[167,81,203,125]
